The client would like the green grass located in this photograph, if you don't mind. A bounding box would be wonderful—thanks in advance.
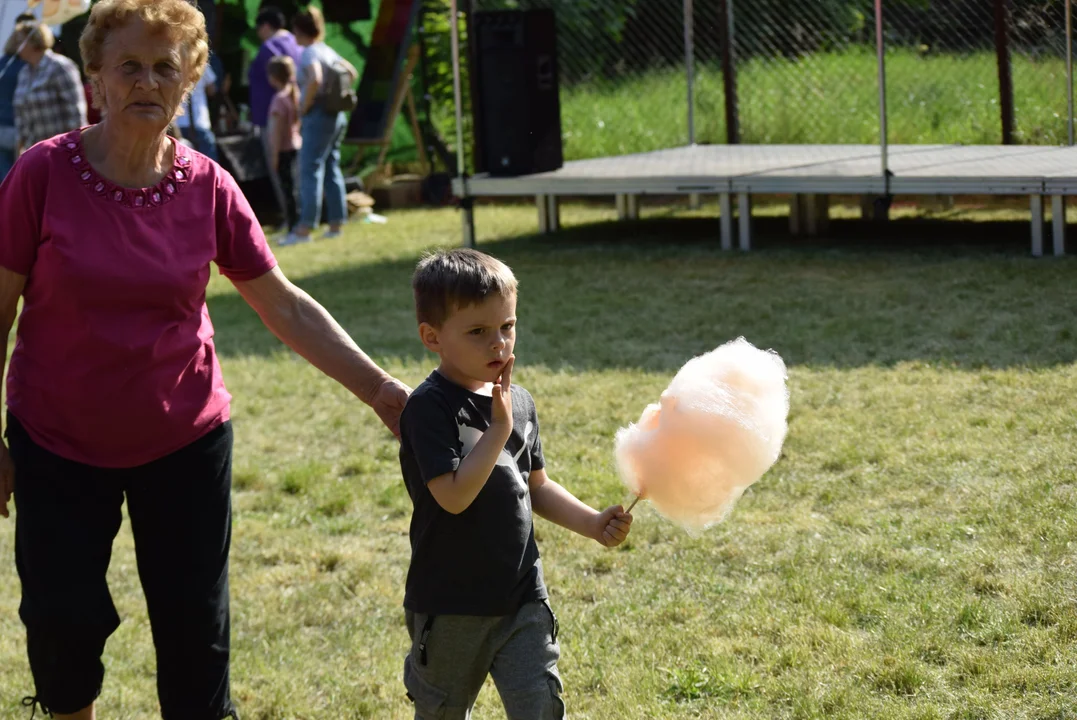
[433,48,1073,164]
[2,201,1077,718]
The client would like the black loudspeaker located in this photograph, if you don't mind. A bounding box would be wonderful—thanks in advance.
[470,9,562,177]
[322,0,372,23]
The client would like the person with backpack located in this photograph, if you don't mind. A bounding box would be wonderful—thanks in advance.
[283,6,357,247]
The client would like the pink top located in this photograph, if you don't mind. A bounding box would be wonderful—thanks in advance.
[0,130,278,468]
[269,89,301,153]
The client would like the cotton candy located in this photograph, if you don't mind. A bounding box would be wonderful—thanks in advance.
[614,337,789,529]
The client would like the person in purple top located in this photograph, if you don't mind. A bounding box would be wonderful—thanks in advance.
[249,6,303,232]
[249,6,302,128]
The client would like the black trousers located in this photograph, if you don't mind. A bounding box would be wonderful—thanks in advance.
[7,413,237,720]
[276,149,299,231]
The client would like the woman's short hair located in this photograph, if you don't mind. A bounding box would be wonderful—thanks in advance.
[8,21,55,53]
[292,6,325,42]
[79,0,209,110]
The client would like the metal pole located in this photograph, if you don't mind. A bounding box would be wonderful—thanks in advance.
[994,0,1015,144]
[1067,0,1074,145]
[684,0,695,145]
[873,0,892,221]
[720,0,739,144]
[449,0,475,246]
[875,0,888,178]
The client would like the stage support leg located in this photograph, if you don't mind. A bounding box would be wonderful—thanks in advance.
[719,193,733,250]
[537,195,549,234]
[790,194,829,236]
[1030,194,1044,257]
[615,194,640,221]
[790,195,803,236]
[738,192,752,251]
[689,192,702,210]
[806,194,830,237]
[546,195,560,233]
[1051,195,1066,256]
[859,195,875,221]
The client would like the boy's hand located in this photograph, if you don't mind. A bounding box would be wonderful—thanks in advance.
[593,505,633,547]
[491,355,514,435]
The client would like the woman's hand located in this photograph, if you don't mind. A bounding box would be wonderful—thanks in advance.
[0,442,14,519]
[371,377,411,438]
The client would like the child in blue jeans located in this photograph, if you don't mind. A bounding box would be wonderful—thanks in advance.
[398,249,633,719]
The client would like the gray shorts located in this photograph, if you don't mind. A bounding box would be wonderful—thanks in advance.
[403,600,565,720]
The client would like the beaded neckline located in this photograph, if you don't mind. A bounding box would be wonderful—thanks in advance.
[63,131,193,209]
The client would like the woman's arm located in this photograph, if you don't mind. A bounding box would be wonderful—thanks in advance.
[340,56,358,83]
[232,266,410,435]
[0,266,26,519]
[299,61,322,116]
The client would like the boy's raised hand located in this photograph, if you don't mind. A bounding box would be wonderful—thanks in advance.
[593,505,633,547]
[491,355,515,434]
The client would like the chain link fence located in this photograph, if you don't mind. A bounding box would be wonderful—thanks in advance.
[418,0,1077,170]
[419,0,699,172]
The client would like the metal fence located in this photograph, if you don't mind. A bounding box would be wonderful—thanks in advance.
[420,0,1077,172]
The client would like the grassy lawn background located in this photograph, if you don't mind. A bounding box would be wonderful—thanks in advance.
[430,48,1071,168]
[1,203,1076,718]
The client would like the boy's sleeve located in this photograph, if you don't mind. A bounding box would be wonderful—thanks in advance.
[527,393,546,471]
[401,392,464,484]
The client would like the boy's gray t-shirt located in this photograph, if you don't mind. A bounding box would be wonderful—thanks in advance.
[399,370,547,616]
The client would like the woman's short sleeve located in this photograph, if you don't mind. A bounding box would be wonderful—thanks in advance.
[0,147,48,276]
[213,168,278,282]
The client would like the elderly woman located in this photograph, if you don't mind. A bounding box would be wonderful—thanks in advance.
[0,0,409,718]
[11,20,87,154]
[281,6,357,246]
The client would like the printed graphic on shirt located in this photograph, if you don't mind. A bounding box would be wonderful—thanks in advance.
[457,419,534,491]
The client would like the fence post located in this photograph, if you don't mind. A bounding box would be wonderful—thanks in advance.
[1067,0,1074,145]
[874,0,889,219]
[684,0,695,145]
[993,0,1016,145]
[718,0,739,144]
[449,0,475,247]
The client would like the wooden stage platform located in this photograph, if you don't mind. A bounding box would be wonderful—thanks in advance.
[453,144,1077,256]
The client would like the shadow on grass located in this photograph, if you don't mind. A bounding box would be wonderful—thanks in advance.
[208,214,1076,371]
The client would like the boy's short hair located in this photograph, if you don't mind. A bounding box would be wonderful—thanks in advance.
[412,249,518,327]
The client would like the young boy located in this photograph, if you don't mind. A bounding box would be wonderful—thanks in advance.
[398,248,633,719]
